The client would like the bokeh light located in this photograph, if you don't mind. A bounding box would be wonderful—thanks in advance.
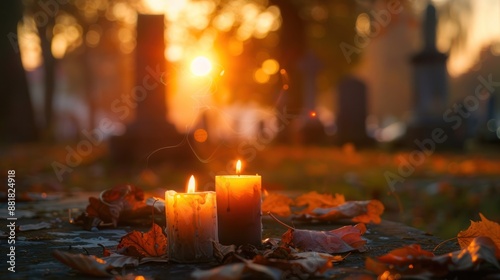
[262,59,279,75]
[254,68,270,84]
[194,128,208,143]
[190,56,213,76]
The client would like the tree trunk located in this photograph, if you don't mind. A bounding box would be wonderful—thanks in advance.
[38,19,56,139]
[0,1,38,143]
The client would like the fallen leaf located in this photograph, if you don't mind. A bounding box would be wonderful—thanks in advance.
[101,184,144,206]
[253,252,343,279]
[117,223,167,258]
[299,200,384,224]
[77,184,152,230]
[85,196,120,227]
[98,243,112,257]
[101,253,139,268]
[294,191,345,214]
[52,250,112,277]
[450,236,500,271]
[366,237,500,278]
[281,224,366,253]
[212,240,237,263]
[146,197,165,213]
[191,261,282,280]
[458,213,500,257]
[262,193,293,217]
[18,221,52,231]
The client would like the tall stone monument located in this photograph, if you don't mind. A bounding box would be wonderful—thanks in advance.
[109,14,187,163]
[411,4,448,122]
[407,3,464,148]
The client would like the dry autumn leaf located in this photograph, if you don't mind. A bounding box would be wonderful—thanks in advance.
[53,250,113,277]
[117,223,167,258]
[281,223,367,254]
[77,184,149,230]
[191,261,282,280]
[457,213,500,257]
[262,193,293,217]
[294,191,345,214]
[253,252,343,279]
[366,237,500,278]
[85,196,121,227]
[297,200,384,224]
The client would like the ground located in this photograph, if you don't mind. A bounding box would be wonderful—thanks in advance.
[1,141,500,279]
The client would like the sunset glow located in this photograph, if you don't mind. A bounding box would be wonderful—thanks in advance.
[190,56,212,76]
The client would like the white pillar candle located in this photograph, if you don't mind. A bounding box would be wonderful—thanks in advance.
[165,175,218,263]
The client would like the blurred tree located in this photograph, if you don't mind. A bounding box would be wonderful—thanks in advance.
[24,0,57,139]
[0,1,38,143]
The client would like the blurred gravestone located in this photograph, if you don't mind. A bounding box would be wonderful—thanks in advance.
[336,75,372,147]
[297,51,328,145]
[407,3,465,149]
[109,15,187,164]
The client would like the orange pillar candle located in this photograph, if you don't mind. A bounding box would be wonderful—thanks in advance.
[215,160,262,246]
[165,175,218,263]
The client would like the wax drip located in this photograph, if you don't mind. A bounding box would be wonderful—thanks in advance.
[225,181,230,212]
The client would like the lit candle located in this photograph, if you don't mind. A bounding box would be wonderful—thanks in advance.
[165,175,218,263]
[215,160,262,246]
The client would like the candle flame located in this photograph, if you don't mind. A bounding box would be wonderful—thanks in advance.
[187,175,196,193]
[236,160,242,175]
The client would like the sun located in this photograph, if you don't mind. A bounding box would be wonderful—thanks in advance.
[190,56,213,76]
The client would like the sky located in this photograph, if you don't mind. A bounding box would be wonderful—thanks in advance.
[433,0,500,77]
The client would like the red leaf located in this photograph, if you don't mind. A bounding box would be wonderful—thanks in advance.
[281,224,366,253]
[117,223,167,258]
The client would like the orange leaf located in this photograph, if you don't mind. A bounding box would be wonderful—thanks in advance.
[376,244,434,264]
[262,193,293,217]
[457,213,500,257]
[281,224,366,253]
[117,223,167,258]
[294,191,345,214]
[366,237,500,278]
[309,200,384,224]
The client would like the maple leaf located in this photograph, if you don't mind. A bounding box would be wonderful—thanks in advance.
[294,191,345,214]
[299,200,384,224]
[262,193,293,217]
[117,223,167,258]
[53,250,113,277]
[457,213,500,257]
[281,224,366,254]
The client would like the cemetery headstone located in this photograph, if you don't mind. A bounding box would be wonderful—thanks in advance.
[109,14,188,163]
[336,75,373,147]
[407,3,465,149]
